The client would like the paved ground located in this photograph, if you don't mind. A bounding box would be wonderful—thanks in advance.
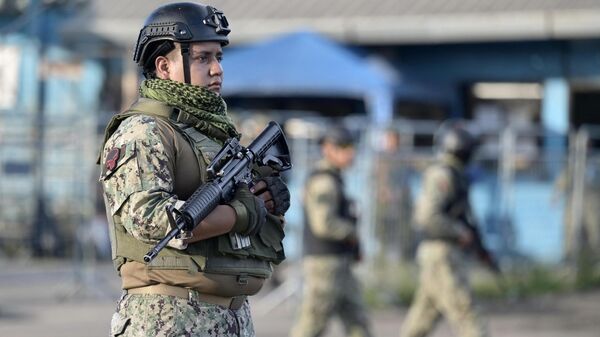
[1,259,599,337]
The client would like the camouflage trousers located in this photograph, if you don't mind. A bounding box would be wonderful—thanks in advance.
[400,241,487,337]
[290,255,373,337]
[110,292,254,337]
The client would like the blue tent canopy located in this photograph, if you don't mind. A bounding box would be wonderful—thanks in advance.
[221,31,394,123]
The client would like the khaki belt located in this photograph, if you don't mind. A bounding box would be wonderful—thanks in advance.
[126,284,246,310]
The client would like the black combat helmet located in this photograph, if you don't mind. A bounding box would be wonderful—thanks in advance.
[320,126,355,147]
[133,2,230,81]
[438,124,478,163]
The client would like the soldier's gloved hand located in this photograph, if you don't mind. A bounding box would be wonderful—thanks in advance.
[251,176,291,216]
[227,183,266,236]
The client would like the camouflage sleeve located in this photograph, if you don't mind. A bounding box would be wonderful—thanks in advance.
[304,174,356,241]
[413,165,467,240]
[100,115,179,244]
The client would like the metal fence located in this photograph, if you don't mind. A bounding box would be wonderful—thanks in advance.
[280,117,572,268]
[2,111,594,269]
[0,112,98,257]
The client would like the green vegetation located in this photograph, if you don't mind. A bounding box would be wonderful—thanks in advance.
[363,258,600,308]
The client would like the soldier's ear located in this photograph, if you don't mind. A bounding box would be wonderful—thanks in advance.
[155,56,170,79]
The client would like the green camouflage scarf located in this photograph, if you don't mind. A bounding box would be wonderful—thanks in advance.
[139,79,239,142]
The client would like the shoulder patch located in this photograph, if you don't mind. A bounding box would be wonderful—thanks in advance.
[105,146,121,172]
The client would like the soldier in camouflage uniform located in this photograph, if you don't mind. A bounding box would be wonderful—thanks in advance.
[400,125,488,337]
[98,3,290,336]
[290,127,373,337]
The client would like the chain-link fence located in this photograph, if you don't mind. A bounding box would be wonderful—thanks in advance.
[279,117,571,269]
[1,108,591,273]
[0,113,36,256]
[0,111,99,258]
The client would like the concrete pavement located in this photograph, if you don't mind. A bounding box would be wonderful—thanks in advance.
[1,260,598,337]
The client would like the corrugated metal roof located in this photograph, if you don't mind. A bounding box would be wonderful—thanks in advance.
[93,0,600,19]
[83,0,600,46]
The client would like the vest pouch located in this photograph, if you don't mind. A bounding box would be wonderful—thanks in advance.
[216,214,286,264]
[217,234,250,259]
[203,252,272,279]
[146,255,203,273]
[113,223,206,274]
[251,214,286,264]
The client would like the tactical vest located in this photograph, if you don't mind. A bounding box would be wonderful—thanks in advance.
[303,168,356,256]
[441,163,470,220]
[99,98,285,279]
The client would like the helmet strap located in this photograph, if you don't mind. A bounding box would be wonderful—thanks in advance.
[180,42,191,84]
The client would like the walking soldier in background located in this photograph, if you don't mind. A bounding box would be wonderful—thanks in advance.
[98,3,290,336]
[400,123,489,337]
[290,127,373,337]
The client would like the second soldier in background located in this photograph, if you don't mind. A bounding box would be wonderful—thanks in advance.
[400,124,488,337]
[290,126,373,337]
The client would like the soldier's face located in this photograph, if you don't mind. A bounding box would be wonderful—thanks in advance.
[324,142,355,169]
[158,42,224,94]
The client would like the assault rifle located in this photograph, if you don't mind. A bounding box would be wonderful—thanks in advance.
[445,194,501,275]
[143,121,292,263]
[460,208,501,274]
